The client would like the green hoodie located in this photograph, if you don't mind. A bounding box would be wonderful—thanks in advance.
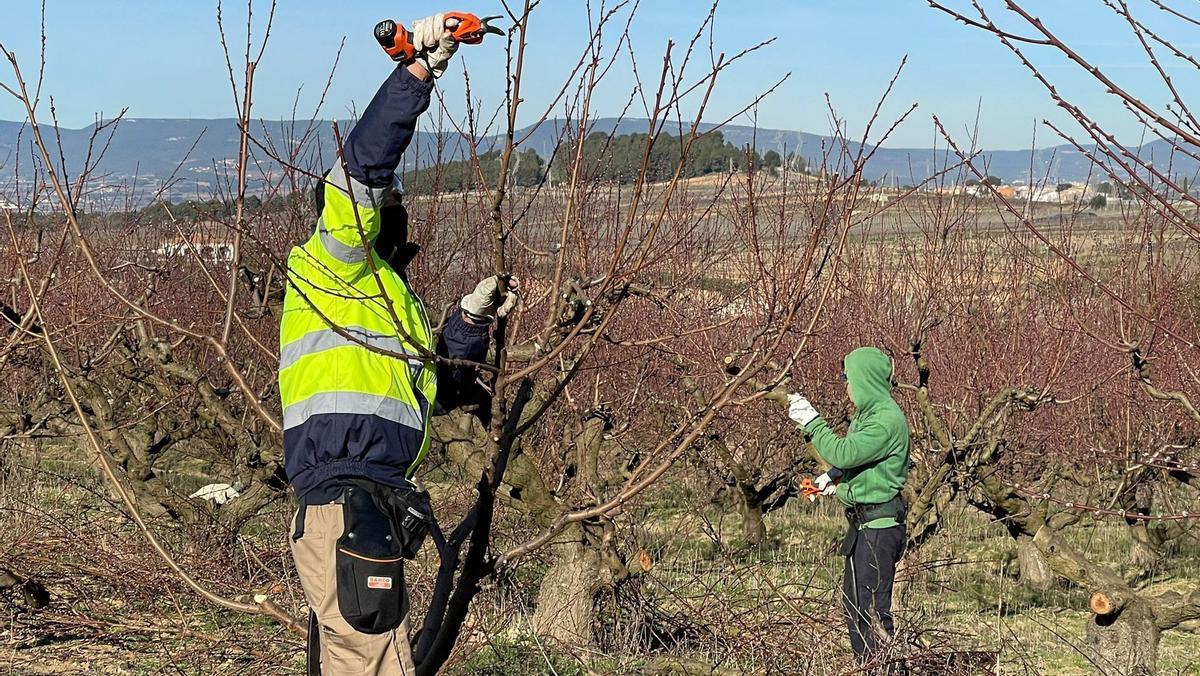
[804,347,910,529]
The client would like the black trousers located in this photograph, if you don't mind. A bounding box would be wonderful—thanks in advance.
[842,525,905,661]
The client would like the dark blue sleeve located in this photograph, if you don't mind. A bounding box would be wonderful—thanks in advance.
[440,310,490,361]
[435,310,491,410]
[343,65,433,188]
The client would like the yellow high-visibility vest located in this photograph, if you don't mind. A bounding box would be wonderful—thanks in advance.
[278,164,436,494]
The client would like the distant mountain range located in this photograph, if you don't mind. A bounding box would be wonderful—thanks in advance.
[1,116,1194,205]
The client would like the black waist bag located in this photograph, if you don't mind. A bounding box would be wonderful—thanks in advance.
[336,485,407,634]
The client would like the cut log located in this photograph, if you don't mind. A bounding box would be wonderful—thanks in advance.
[1034,527,1161,674]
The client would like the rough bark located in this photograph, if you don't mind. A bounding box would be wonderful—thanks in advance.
[893,556,913,607]
[527,414,632,646]
[1124,482,1165,573]
[529,522,612,645]
[735,489,768,548]
[435,406,632,649]
[1128,526,1164,570]
[1088,601,1160,676]
[1015,534,1054,591]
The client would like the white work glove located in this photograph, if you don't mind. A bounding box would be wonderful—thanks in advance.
[410,14,460,78]
[461,276,520,323]
[786,393,820,427]
[813,472,838,496]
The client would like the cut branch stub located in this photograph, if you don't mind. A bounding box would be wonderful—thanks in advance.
[1091,590,1134,617]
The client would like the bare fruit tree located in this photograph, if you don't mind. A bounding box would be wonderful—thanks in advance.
[922,1,1200,672]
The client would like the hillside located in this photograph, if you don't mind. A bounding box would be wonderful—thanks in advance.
[1,116,1195,204]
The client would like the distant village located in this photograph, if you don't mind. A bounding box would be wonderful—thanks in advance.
[861,176,1185,210]
[936,179,1116,206]
[1,168,1189,216]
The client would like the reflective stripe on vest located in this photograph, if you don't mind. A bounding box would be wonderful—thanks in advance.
[317,163,386,265]
[283,391,425,431]
[318,217,368,264]
[280,325,423,371]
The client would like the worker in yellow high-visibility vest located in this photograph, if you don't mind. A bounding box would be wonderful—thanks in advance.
[279,14,516,675]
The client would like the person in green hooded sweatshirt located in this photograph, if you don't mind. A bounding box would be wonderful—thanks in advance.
[786,347,909,663]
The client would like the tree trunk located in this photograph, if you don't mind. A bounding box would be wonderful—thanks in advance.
[529,523,610,646]
[1033,527,1166,675]
[1016,534,1054,591]
[1088,600,1161,676]
[1128,521,1164,570]
[893,556,912,607]
[735,487,768,548]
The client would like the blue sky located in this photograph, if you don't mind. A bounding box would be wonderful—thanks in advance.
[1,0,1195,149]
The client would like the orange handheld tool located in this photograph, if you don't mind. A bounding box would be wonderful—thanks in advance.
[375,13,504,62]
[443,12,505,44]
[800,478,822,502]
[374,19,416,62]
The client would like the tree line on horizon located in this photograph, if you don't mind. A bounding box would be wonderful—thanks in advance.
[400,129,802,193]
[115,130,805,222]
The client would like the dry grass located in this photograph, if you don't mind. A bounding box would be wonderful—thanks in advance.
[2,447,1197,675]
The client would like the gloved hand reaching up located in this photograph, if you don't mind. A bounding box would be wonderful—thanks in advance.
[786,393,821,427]
[410,14,460,78]
[461,276,520,323]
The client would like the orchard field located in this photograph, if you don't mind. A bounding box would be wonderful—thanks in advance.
[2,1,1200,674]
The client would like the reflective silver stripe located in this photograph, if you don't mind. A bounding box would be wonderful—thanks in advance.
[326,162,388,208]
[283,391,425,430]
[318,163,390,264]
[318,217,368,264]
[280,325,422,370]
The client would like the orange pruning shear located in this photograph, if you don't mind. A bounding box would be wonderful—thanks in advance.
[375,13,504,62]
[800,478,823,502]
[444,12,505,44]
[800,468,843,502]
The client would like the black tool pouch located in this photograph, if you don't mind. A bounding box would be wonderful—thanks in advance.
[386,487,433,559]
[335,485,407,634]
[356,481,433,560]
[841,513,860,557]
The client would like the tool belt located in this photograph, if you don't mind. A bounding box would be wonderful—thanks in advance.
[841,494,906,556]
[292,479,434,642]
[292,480,434,557]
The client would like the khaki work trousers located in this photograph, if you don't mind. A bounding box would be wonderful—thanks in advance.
[291,503,416,675]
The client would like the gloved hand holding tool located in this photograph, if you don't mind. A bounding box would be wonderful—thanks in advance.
[800,468,842,502]
[374,12,504,78]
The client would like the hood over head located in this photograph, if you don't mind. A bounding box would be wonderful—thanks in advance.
[844,347,893,411]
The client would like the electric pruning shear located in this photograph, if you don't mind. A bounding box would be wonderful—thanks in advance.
[374,12,505,63]
[800,468,843,502]
[800,478,822,502]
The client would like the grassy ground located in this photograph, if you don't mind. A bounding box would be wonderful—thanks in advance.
[1,455,1198,675]
[629,496,1200,674]
[441,493,1200,674]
